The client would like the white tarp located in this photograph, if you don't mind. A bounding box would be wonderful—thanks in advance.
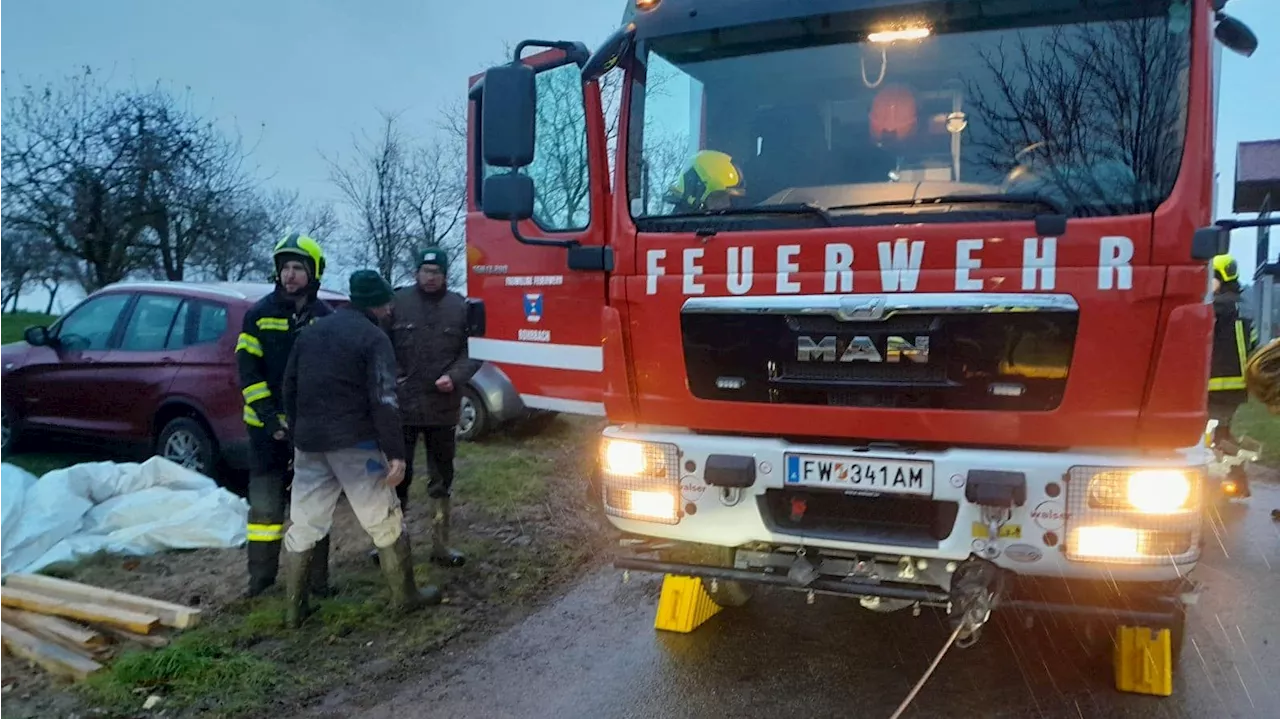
[1,456,248,577]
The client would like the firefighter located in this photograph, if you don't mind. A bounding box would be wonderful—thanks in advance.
[665,150,746,213]
[1208,253,1257,497]
[383,246,479,567]
[236,233,335,598]
[280,270,442,627]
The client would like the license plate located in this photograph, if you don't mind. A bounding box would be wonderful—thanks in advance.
[784,453,934,496]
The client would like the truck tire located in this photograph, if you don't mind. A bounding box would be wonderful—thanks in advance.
[156,417,217,478]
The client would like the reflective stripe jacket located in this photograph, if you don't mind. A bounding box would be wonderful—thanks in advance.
[1209,288,1257,393]
[235,290,333,433]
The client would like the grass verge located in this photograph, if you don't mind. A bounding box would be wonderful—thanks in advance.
[1,415,605,719]
[1,311,58,344]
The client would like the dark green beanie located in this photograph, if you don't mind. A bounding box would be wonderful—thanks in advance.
[348,270,394,309]
[418,246,449,271]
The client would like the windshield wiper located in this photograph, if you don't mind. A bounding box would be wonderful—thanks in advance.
[828,192,1068,216]
[659,202,834,227]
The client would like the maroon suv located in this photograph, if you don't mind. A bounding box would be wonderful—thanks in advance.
[1,281,348,477]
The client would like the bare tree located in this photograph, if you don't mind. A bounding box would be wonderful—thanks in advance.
[325,110,416,283]
[963,4,1190,215]
[403,140,466,287]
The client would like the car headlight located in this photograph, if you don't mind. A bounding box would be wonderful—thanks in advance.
[598,437,680,524]
[1065,466,1203,565]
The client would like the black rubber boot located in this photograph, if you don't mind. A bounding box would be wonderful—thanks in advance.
[246,540,281,598]
[429,497,466,568]
[283,548,315,629]
[309,534,335,598]
[376,532,442,613]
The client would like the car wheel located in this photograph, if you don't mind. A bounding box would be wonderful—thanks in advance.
[156,417,217,477]
[1,404,20,457]
[456,387,490,442]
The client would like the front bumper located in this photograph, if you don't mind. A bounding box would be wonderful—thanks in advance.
[592,425,1209,589]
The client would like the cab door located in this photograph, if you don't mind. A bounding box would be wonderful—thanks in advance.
[464,44,611,417]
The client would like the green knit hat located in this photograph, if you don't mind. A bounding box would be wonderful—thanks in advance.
[418,246,449,271]
[348,270,394,309]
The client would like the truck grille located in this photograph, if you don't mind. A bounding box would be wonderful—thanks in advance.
[759,489,959,549]
[681,294,1078,411]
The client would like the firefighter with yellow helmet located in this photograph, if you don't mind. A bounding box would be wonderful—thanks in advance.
[236,233,336,598]
[666,150,746,212]
[1207,253,1259,497]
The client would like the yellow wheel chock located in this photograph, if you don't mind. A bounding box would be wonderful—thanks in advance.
[1114,625,1174,696]
[654,574,723,633]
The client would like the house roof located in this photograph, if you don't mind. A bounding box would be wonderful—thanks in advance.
[1234,139,1280,214]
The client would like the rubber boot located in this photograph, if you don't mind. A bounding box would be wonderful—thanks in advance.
[376,532,442,613]
[283,548,315,629]
[309,534,335,598]
[429,496,466,568]
[245,540,281,598]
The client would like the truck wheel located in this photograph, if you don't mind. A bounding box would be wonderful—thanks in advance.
[706,579,754,607]
[156,417,217,478]
[456,387,490,442]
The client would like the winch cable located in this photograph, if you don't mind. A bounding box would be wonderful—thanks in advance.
[887,623,965,719]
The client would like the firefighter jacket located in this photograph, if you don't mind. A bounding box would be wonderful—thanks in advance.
[282,307,406,460]
[235,290,333,435]
[1209,288,1258,393]
[386,286,479,426]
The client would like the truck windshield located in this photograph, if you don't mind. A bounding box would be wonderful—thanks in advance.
[625,0,1193,228]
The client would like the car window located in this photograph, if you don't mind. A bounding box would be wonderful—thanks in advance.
[193,302,229,345]
[165,300,192,349]
[120,294,184,352]
[55,293,132,352]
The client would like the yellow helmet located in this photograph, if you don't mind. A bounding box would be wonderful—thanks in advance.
[666,150,745,211]
[1245,337,1280,413]
[273,233,326,282]
[1212,254,1239,283]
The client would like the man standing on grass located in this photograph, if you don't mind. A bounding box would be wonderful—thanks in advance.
[384,246,478,567]
[236,233,334,599]
[280,270,442,628]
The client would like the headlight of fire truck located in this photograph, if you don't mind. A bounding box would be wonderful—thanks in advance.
[1064,466,1204,565]
[598,438,681,524]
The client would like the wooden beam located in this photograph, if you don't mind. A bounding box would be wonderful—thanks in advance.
[3,610,106,659]
[3,574,200,629]
[1,621,103,681]
[1,588,160,635]
[92,623,172,649]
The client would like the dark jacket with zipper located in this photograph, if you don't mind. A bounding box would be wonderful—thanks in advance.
[235,289,332,436]
[386,286,479,426]
[283,307,406,460]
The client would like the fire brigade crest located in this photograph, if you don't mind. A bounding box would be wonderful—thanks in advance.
[523,293,543,323]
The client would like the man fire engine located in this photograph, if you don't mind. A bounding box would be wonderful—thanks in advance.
[463,0,1277,697]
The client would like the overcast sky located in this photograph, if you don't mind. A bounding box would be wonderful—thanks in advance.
[2,0,1278,307]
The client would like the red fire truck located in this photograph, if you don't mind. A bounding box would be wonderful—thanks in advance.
[464,0,1269,694]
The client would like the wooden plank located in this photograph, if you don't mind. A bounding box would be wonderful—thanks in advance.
[3,611,105,660]
[1,621,103,681]
[92,623,171,649]
[3,574,200,629]
[4,609,106,649]
[1,588,160,635]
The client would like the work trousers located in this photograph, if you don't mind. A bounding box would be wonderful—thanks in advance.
[246,427,329,586]
[400,425,457,508]
[284,446,405,553]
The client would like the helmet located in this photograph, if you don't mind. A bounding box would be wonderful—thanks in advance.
[1212,254,1239,283]
[666,150,745,212]
[272,233,326,283]
[1245,337,1280,412]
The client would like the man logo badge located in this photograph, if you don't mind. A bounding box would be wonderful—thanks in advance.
[796,335,930,363]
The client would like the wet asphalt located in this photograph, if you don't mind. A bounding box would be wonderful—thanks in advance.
[345,480,1279,719]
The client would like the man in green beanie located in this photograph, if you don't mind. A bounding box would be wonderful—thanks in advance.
[385,245,479,567]
[280,269,442,628]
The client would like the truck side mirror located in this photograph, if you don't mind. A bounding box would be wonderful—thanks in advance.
[465,298,486,338]
[1215,13,1258,57]
[482,174,535,222]
[481,63,537,168]
[23,326,51,347]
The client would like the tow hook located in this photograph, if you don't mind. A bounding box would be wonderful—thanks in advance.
[948,558,1005,649]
